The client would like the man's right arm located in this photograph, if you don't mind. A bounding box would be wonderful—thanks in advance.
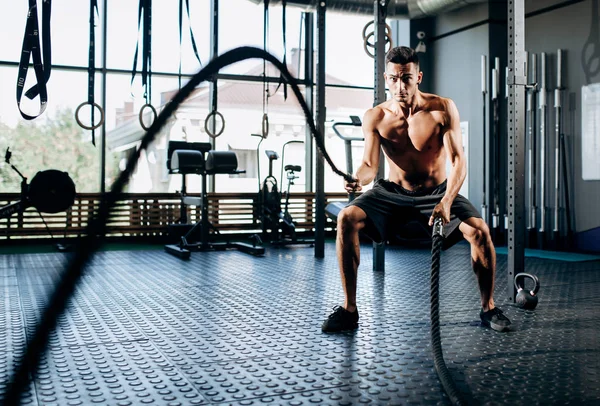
[347,108,382,192]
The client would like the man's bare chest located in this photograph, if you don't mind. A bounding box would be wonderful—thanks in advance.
[379,114,443,153]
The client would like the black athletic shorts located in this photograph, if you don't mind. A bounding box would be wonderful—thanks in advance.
[347,179,481,243]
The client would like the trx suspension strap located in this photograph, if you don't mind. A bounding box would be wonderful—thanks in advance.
[132,0,156,130]
[75,0,104,145]
[273,0,288,100]
[262,0,270,139]
[17,0,53,120]
[262,0,288,104]
[178,0,202,90]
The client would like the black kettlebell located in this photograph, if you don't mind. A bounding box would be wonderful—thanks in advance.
[514,273,540,310]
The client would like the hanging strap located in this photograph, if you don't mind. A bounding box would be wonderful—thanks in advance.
[262,0,269,116]
[16,0,53,120]
[178,0,202,89]
[272,0,288,100]
[75,0,104,141]
[88,0,99,144]
[131,0,152,104]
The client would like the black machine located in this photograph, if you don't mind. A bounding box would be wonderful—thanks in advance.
[164,141,265,259]
[1,148,76,220]
[260,140,314,246]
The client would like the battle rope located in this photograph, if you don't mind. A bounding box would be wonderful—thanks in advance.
[431,217,466,406]
[4,45,355,405]
[5,46,468,406]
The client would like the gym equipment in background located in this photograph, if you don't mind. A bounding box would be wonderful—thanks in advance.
[324,115,364,220]
[491,58,502,245]
[514,272,540,310]
[259,140,314,247]
[74,0,104,146]
[164,142,265,259]
[481,55,488,224]
[1,148,76,220]
[539,52,548,248]
[553,49,567,249]
[527,52,539,248]
[16,0,52,121]
[131,0,157,131]
[165,140,210,232]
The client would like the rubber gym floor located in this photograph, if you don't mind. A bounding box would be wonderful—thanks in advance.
[1,241,599,405]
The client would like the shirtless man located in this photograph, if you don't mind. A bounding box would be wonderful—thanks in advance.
[321,46,511,333]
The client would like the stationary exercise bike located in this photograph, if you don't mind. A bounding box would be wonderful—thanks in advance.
[260,140,313,246]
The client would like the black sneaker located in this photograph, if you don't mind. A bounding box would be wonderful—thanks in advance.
[480,307,511,332]
[321,306,359,333]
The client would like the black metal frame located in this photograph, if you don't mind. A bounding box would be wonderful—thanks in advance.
[506,0,527,302]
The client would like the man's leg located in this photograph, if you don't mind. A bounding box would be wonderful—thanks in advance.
[459,217,496,311]
[459,217,511,331]
[322,206,367,332]
[337,206,367,312]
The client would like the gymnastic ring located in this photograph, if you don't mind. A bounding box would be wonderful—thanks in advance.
[74,101,105,131]
[363,31,393,58]
[262,113,269,139]
[139,104,157,131]
[361,20,392,43]
[361,21,392,42]
[204,110,225,138]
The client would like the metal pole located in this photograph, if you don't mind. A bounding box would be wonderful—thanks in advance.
[303,12,314,192]
[507,0,526,303]
[538,52,547,247]
[553,49,563,244]
[491,59,500,242]
[526,69,533,230]
[100,0,108,194]
[481,55,487,224]
[314,1,326,258]
[528,53,538,247]
[504,66,510,233]
[209,0,219,193]
[372,0,387,272]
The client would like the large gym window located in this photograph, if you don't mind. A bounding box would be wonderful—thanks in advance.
[0,2,380,195]
[325,12,376,88]
[228,148,257,179]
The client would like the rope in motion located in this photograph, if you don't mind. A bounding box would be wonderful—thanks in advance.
[4,46,356,405]
[431,217,466,406]
[7,45,467,405]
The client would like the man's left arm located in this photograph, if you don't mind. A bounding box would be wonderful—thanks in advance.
[429,99,467,225]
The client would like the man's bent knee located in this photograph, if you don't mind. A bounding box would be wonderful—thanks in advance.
[338,206,367,234]
[460,218,492,246]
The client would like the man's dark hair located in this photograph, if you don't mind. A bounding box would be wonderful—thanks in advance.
[385,46,419,67]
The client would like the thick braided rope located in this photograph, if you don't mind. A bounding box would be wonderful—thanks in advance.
[4,46,354,405]
[430,231,466,406]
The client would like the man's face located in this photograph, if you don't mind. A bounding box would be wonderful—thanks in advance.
[384,62,422,103]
